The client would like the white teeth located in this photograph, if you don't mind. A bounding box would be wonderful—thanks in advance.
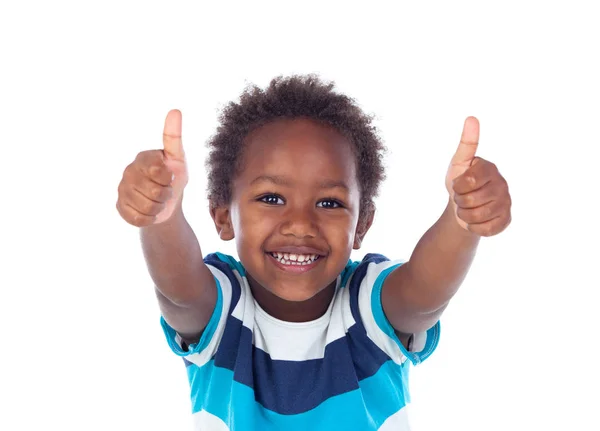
[269,252,321,266]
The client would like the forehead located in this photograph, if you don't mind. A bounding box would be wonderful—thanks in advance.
[238,118,358,185]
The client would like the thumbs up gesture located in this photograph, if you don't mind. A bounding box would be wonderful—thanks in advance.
[117,110,189,227]
[445,117,512,236]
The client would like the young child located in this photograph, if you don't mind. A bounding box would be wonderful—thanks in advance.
[116,75,511,430]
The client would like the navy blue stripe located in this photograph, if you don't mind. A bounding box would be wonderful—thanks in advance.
[346,322,391,381]
[252,336,359,414]
[204,253,241,314]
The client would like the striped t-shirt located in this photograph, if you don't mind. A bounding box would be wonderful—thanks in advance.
[161,252,440,430]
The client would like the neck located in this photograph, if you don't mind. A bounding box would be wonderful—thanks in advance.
[248,278,337,322]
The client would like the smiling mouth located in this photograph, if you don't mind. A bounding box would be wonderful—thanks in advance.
[268,252,321,266]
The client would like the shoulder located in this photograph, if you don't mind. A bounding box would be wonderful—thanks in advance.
[345,253,403,291]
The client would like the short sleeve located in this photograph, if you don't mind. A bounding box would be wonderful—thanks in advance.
[356,256,440,366]
[160,262,234,367]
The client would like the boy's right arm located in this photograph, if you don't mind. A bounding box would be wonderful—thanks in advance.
[117,110,216,345]
[141,203,216,344]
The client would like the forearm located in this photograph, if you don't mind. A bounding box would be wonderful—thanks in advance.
[402,199,480,312]
[140,201,213,306]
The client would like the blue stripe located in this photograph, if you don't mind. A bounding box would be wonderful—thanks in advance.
[187,359,409,430]
[340,260,359,288]
[371,264,441,365]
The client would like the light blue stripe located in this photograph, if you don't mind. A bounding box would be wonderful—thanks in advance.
[370,264,441,365]
[160,276,223,355]
[187,359,409,430]
[340,260,360,288]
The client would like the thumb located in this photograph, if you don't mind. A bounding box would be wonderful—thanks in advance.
[162,109,185,160]
[450,116,479,167]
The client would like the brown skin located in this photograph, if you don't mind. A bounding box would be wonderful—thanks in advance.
[117,111,511,346]
[211,118,371,321]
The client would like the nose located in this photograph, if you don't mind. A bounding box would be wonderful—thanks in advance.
[279,205,318,238]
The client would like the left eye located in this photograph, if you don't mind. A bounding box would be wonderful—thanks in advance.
[317,199,341,209]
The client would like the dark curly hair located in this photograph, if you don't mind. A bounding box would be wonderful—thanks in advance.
[206,74,386,219]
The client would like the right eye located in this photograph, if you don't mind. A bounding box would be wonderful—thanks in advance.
[259,194,285,205]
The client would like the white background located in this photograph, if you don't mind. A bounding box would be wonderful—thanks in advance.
[1,1,598,430]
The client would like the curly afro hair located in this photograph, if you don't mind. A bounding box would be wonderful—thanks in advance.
[206,74,386,219]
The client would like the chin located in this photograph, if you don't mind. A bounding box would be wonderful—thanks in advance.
[270,287,321,302]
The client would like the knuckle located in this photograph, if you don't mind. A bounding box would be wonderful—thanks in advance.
[131,212,149,227]
[149,165,161,177]
[462,193,474,207]
[149,186,163,201]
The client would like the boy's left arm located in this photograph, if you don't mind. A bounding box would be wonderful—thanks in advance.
[382,117,512,339]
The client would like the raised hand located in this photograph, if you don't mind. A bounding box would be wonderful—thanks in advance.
[445,117,511,236]
[116,110,189,226]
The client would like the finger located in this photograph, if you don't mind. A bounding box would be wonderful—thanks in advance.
[116,201,156,227]
[126,187,167,216]
[454,185,495,209]
[450,116,480,167]
[452,157,497,194]
[133,177,174,203]
[467,213,511,237]
[456,199,504,225]
[134,151,173,186]
[163,109,185,161]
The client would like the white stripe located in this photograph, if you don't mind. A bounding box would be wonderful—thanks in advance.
[192,409,230,431]
[230,269,253,329]
[252,277,351,361]
[378,405,412,430]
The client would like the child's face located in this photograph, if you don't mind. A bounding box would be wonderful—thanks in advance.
[214,118,370,302]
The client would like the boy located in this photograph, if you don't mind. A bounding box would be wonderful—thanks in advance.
[116,75,511,430]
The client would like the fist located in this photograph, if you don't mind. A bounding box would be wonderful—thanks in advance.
[116,110,189,227]
[445,117,512,237]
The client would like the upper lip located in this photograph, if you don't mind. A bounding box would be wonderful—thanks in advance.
[267,246,327,256]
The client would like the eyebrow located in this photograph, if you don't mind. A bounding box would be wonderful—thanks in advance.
[250,175,349,191]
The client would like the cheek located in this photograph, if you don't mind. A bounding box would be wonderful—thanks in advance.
[234,208,274,249]
[321,215,357,248]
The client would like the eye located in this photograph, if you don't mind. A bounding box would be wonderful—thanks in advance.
[259,194,285,205]
[317,199,342,209]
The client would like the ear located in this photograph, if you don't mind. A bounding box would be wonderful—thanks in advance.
[210,205,235,241]
[353,207,375,250]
